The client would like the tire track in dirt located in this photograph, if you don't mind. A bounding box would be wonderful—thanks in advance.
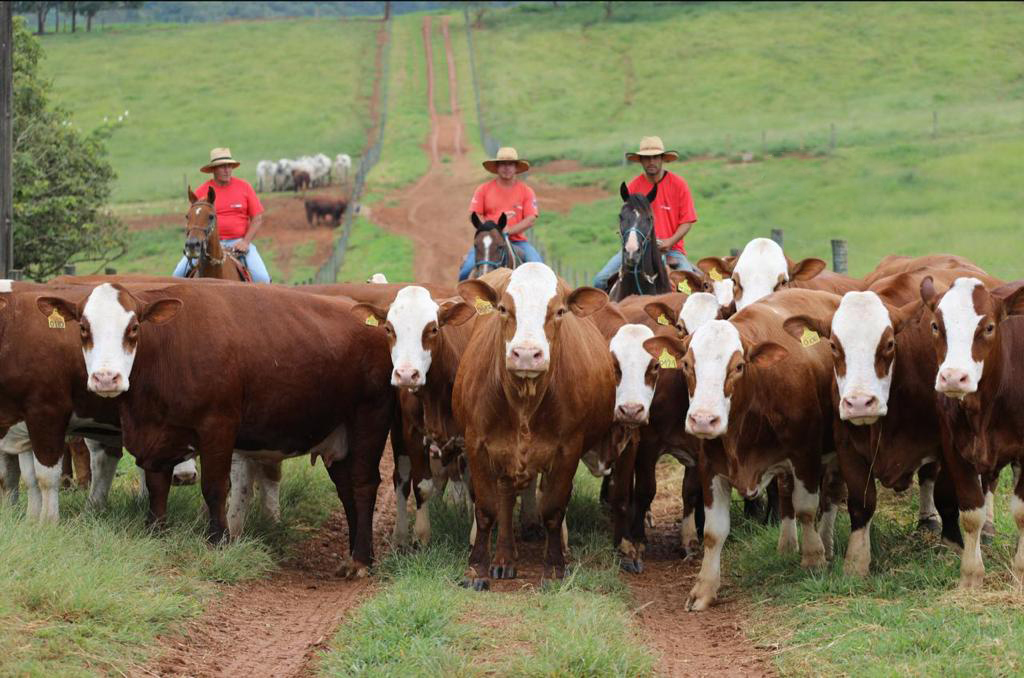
[139,449,398,678]
[627,462,775,677]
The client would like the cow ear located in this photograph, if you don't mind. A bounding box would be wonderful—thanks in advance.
[782,314,832,342]
[140,298,183,325]
[919,276,938,311]
[37,296,81,323]
[889,299,924,334]
[1000,285,1024,318]
[645,182,658,204]
[619,182,630,202]
[747,341,789,368]
[187,185,198,204]
[471,213,483,230]
[206,186,216,204]
[497,213,507,231]
[567,286,607,318]
[668,269,703,296]
[697,256,733,277]
[642,335,686,365]
[457,279,499,308]
[438,300,475,327]
[789,258,826,281]
[350,303,388,328]
[643,301,678,328]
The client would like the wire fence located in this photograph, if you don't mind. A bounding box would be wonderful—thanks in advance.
[303,18,392,285]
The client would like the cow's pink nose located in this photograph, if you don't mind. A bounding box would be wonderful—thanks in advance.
[89,370,123,394]
[687,411,721,434]
[938,368,971,391]
[509,346,545,371]
[842,394,878,414]
[616,402,646,423]
[393,367,421,386]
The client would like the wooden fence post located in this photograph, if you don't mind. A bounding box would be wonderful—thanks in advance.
[831,239,848,274]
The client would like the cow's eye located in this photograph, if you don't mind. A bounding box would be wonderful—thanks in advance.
[735,362,744,373]
[985,323,995,334]
[886,339,895,351]
[383,325,393,335]
[931,322,940,334]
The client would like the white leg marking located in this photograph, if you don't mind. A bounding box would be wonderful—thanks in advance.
[19,453,41,521]
[414,500,431,546]
[86,440,119,509]
[959,507,986,589]
[680,511,699,558]
[1011,495,1024,587]
[34,457,61,523]
[919,479,938,520]
[687,475,731,612]
[256,462,281,523]
[818,503,839,560]
[136,466,148,500]
[227,453,255,539]
[778,517,799,554]
[844,521,872,577]
[393,483,410,548]
[793,477,826,568]
[561,518,569,557]
[469,514,478,547]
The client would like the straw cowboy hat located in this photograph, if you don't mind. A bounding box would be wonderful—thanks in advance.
[201,147,241,173]
[482,147,530,174]
[625,136,679,163]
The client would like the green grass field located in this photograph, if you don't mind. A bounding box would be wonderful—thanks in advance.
[470,1,1024,281]
[0,455,339,676]
[42,18,379,203]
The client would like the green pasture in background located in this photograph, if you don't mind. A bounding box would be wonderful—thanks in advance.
[41,19,377,203]
[469,1,1024,280]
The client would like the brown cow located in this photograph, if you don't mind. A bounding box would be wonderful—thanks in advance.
[37,282,395,576]
[305,198,348,227]
[919,276,1024,588]
[454,263,615,588]
[644,289,841,610]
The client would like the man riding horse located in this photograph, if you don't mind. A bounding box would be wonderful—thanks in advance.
[458,147,544,281]
[593,136,698,290]
[172,148,271,282]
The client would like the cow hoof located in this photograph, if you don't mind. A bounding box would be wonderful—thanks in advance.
[801,552,827,569]
[941,537,964,554]
[171,474,198,486]
[619,558,644,574]
[680,545,701,561]
[981,521,996,544]
[916,516,942,533]
[645,511,655,529]
[520,524,544,542]
[459,577,489,591]
[958,569,985,590]
[489,564,517,580]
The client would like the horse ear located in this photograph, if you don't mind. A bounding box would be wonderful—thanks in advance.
[206,186,216,204]
[619,182,630,202]
[645,182,658,204]
[497,213,507,231]
[187,185,198,204]
[471,213,483,230]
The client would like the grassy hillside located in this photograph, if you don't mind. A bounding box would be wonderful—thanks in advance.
[41,19,379,203]
[470,1,1024,279]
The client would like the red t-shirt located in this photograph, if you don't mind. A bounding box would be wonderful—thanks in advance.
[192,177,264,240]
[627,171,697,254]
[468,179,539,242]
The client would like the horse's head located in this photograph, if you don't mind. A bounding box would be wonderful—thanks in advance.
[470,212,508,278]
[618,182,657,269]
[184,186,217,262]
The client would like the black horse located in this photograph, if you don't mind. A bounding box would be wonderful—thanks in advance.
[469,213,524,278]
[608,182,671,302]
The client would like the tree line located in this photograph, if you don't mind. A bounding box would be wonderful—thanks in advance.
[13,2,143,34]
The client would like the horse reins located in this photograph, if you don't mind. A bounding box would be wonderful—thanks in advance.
[472,229,510,275]
[184,201,226,267]
[621,207,656,294]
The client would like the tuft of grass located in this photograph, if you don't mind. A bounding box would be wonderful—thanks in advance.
[0,454,338,676]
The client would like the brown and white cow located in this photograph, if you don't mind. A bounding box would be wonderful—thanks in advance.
[669,268,735,315]
[37,282,395,577]
[454,263,615,588]
[920,276,1024,588]
[644,289,841,610]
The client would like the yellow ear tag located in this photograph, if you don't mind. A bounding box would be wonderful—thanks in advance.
[474,298,494,315]
[48,309,66,330]
[677,280,692,295]
[657,313,670,326]
[800,327,821,348]
[658,348,677,369]
[364,315,379,327]
[709,268,724,282]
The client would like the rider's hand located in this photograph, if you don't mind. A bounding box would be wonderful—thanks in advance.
[233,240,250,253]
[656,239,671,252]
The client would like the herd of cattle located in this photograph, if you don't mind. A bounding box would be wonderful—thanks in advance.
[256,153,352,193]
[1,235,1022,612]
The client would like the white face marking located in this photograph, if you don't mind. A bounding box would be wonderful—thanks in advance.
[686,320,742,437]
[386,286,439,388]
[0,280,12,293]
[679,293,719,335]
[481,234,493,267]
[624,229,640,256]
[195,207,202,215]
[935,277,985,394]
[733,238,788,311]
[506,263,558,374]
[711,278,734,309]
[610,324,656,422]
[831,292,893,422]
[81,283,136,396]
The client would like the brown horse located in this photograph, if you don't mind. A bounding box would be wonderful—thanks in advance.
[470,213,524,279]
[184,186,249,281]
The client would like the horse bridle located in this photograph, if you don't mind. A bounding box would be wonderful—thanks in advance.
[620,206,656,293]
[472,230,517,275]
[184,201,225,266]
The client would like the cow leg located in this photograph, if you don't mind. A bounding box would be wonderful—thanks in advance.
[680,465,704,560]
[981,469,1000,543]
[624,443,655,572]
[18,453,42,521]
[227,453,255,538]
[539,464,575,581]
[144,467,173,528]
[344,410,390,576]
[1,452,21,506]
[687,474,731,612]
[934,464,963,548]
[255,460,282,522]
[916,462,942,532]
[1011,470,1024,587]
[776,471,798,555]
[519,474,543,541]
[198,446,233,543]
[939,418,985,587]
[793,471,826,568]
[30,455,61,523]
[465,448,497,589]
[817,460,843,561]
[69,439,91,489]
[840,450,876,577]
[392,452,412,548]
[490,476,519,579]
[412,480,431,547]
[86,439,121,509]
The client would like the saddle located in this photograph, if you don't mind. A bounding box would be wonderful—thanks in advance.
[185,252,253,282]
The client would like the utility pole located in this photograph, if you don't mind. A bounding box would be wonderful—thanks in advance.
[1,3,14,277]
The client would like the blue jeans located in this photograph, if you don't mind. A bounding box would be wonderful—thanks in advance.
[458,239,543,281]
[592,250,696,290]
[172,238,271,283]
